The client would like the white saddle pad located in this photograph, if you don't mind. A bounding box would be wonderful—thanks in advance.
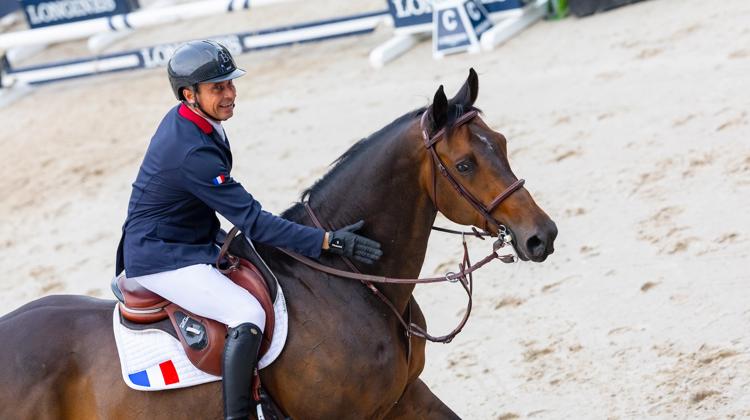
[112,286,288,391]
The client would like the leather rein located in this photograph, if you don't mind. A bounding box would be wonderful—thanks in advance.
[273,109,526,344]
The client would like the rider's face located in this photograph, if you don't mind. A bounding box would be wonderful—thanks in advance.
[187,79,237,121]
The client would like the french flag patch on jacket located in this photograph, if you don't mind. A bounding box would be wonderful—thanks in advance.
[212,174,227,185]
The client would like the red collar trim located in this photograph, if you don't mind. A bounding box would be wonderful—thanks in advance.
[178,103,213,134]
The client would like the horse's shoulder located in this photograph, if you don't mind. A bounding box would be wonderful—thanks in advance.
[0,295,115,323]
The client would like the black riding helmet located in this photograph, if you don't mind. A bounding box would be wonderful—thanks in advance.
[167,40,246,101]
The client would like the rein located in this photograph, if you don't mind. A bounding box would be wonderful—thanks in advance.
[279,203,486,344]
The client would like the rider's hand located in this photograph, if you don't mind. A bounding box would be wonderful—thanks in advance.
[325,220,383,264]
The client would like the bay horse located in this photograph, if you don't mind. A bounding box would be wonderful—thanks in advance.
[0,69,556,419]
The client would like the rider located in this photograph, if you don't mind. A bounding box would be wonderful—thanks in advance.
[116,40,383,420]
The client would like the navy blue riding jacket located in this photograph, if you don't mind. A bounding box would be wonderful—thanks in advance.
[117,103,324,277]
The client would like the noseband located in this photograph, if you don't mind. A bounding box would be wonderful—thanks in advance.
[419,109,525,235]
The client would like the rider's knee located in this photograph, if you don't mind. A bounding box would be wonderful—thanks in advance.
[226,297,266,331]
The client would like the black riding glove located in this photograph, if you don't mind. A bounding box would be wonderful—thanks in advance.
[326,220,383,264]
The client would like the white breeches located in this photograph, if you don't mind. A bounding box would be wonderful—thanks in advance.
[131,264,265,330]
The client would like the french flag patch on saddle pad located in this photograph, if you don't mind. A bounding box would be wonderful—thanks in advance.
[128,360,180,388]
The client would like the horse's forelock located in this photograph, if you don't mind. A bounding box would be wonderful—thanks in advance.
[443,104,482,140]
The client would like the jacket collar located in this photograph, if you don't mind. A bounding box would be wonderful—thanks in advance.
[178,103,213,134]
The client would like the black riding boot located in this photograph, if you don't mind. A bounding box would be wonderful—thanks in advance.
[223,322,263,420]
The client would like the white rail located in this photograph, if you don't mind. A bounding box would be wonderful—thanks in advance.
[0,0,293,50]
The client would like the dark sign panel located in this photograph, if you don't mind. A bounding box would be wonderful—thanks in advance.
[464,0,493,38]
[21,0,140,29]
[434,3,472,56]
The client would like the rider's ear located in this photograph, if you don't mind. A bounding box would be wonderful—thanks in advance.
[430,85,448,130]
[449,68,479,108]
[183,87,196,105]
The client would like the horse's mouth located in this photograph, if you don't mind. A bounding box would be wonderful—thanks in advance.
[516,246,530,261]
[511,239,531,262]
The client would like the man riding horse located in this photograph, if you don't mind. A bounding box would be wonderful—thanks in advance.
[115,40,382,420]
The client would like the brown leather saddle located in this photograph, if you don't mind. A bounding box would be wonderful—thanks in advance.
[111,231,278,377]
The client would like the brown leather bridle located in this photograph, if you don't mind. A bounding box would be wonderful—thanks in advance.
[272,109,526,344]
[420,108,525,236]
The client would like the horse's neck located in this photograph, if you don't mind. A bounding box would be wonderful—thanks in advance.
[306,121,436,309]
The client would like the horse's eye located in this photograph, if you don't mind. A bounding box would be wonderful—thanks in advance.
[456,161,473,173]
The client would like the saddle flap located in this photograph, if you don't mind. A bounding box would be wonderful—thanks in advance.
[230,258,275,356]
[164,304,227,376]
[156,259,276,377]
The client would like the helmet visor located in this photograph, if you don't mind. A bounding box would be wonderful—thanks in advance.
[203,68,246,84]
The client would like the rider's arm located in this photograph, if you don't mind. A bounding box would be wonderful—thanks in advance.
[180,146,326,258]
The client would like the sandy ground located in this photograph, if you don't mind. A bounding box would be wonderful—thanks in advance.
[1,0,749,418]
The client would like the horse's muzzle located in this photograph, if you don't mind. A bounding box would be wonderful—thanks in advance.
[515,220,558,262]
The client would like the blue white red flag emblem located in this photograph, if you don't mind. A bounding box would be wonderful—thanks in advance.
[212,174,227,185]
[128,360,180,388]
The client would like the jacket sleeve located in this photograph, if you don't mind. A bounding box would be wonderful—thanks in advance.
[180,146,324,258]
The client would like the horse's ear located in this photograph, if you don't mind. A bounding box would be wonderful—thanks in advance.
[450,68,479,107]
[431,85,448,130]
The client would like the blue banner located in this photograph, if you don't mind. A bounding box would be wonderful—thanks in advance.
[4,11,387,86]
[387,0,523,29]
[21,0,140,29]
[1,0,20,18]
[483,0,525,13]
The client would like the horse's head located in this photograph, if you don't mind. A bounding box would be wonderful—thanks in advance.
[420,69,557,262]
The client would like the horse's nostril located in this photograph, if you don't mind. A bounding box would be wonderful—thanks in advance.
[526,235,544,256]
